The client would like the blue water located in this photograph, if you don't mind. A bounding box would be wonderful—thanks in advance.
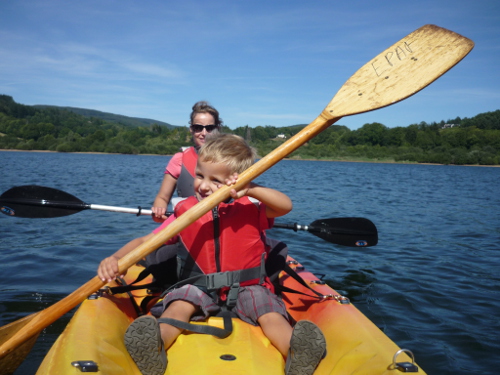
[1,151,499,374]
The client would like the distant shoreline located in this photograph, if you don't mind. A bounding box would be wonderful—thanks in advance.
[1,148,498,167]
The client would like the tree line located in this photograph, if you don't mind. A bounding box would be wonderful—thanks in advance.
[1,95,499,165]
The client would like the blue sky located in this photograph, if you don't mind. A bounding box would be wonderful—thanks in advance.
[1,0,498,130]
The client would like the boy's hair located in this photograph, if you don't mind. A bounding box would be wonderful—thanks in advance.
[199,134,256,173]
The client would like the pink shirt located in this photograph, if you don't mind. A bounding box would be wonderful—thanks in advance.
[164,152,183,178]
[152,213,178,245]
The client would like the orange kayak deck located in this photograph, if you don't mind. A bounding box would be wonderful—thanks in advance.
[37,257,425,374]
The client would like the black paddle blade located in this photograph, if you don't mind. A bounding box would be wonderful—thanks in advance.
[309,217,378,247]
[0,185,87,218]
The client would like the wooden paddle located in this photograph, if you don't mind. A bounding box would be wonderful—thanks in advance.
[0,24,473,372]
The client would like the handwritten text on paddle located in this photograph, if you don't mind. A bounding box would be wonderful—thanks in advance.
[371,40,416,77]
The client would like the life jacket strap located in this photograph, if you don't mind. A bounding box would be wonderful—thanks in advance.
[164,264,260,293]
[164,253,267,309]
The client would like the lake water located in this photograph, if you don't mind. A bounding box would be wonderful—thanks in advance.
[1,151,499,374]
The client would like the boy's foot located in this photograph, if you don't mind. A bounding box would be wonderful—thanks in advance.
[285,320,326,375]
[124,315,167,375]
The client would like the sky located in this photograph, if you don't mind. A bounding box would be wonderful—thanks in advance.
[0,0,498,130]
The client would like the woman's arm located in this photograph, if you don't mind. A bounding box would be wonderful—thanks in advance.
[152,174,177,222]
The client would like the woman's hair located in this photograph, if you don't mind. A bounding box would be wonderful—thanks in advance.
[189,101,223,127]
[199,134,256,174]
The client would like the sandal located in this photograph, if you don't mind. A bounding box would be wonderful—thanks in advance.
[285,320,326,375]
[124,315,167,375]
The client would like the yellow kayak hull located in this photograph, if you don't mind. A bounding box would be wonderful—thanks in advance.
[37,258,425,374]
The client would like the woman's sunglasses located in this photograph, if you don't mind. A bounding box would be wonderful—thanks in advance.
[191,124,218,133]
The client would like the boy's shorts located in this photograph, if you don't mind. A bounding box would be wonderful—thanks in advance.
[158,284,288,326]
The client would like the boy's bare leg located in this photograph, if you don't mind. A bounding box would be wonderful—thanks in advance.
[159,300,198,349]
[258,312,293,356]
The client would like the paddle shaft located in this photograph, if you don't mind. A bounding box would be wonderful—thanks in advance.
[90,204,153,216]
[0,25,474,362]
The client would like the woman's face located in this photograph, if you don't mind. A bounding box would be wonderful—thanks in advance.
[190,112,216,148]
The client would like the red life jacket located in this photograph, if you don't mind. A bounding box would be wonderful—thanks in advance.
[176,147,198,197]
[174,196,273,291]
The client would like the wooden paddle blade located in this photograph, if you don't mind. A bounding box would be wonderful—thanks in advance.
[0,185,86,218]
[309,217,378,247]
[324,25,474,118]
[233,25,474,182]
[0,277,104,363]
[0,314,39,375]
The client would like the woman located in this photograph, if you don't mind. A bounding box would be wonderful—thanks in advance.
[151,101,222,222]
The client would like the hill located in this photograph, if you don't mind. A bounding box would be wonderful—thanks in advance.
[34,105,178,129]
[1,94,499,165]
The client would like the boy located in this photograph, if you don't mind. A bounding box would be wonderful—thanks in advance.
[98,134,326,375]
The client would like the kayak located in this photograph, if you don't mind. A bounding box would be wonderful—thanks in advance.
[36,257,425,374]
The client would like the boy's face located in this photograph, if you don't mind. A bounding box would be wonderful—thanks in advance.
[194,159,232,200]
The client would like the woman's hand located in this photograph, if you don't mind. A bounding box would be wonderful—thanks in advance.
[151,206,168,223]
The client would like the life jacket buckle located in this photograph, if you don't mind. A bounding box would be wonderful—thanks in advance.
[226,282,241,308]
[206,271,234,290]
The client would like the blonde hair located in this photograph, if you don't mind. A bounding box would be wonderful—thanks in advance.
[199,134,256,173]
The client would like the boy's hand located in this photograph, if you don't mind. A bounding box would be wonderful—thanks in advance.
[225,173,251,199]
[98,255,125,282]
[225,173,292,218]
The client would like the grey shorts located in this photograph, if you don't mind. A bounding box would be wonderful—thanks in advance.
[158,284,288,326]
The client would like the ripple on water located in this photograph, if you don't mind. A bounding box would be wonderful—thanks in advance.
[1,153,500,374]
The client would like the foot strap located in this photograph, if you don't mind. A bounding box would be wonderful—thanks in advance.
[157,311,233,339]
